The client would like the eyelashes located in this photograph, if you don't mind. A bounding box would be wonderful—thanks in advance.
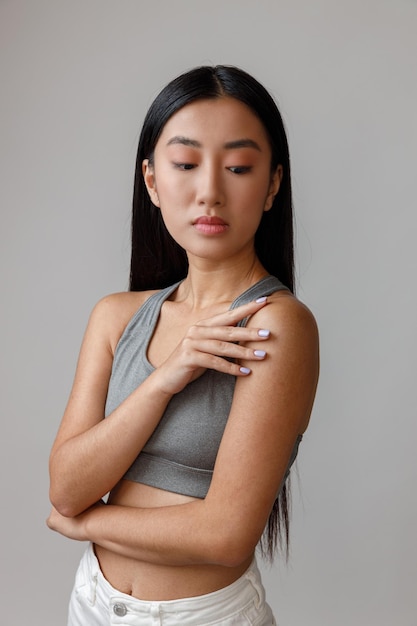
[173,163,252,175]
[228,166,252,175]
[173,163,196,170]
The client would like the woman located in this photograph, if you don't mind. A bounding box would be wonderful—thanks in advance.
[47,65,319,625]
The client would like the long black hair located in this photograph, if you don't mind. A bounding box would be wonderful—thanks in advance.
[130,65,295,559]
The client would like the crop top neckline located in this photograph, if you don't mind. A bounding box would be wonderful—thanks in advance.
[121,274,289,375]
[106,275,303,499]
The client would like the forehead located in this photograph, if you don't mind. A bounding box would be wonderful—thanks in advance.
[157,97,270,148]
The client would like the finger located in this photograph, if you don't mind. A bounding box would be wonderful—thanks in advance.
[189,352,255,377]
[186,325,271,343]
[187,339,268,362]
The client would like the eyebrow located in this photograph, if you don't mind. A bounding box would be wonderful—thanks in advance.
[166,136,262,152]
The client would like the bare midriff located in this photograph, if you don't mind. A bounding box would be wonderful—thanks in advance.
[94,480,253,601]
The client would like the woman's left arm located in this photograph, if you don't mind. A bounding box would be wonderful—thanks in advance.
[47,294,319,568]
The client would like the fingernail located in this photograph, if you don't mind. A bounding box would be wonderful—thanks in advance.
[254,350,266,358]
[239,366,251,375]
[258,329,270,337]
[255,296,267,303]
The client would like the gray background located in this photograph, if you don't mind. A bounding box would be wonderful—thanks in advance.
[1,1,416,624]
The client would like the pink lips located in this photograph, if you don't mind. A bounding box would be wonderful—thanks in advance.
[193,216,228,235]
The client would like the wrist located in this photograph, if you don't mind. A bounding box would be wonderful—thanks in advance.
[146,368,177,400]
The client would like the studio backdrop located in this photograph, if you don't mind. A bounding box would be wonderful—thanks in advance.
[1,1,416,624]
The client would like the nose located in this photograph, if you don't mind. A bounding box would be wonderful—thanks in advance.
[195,162,225,207]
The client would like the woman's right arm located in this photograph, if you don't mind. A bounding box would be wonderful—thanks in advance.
[49,293,173,518]
[49,295,270,518]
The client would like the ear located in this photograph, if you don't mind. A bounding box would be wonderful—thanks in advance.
[264,165,283,212]
[142,159,160,207]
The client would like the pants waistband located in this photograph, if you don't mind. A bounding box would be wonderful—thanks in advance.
[83,542,266,618]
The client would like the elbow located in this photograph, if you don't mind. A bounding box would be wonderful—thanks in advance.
[49,458,74,517]
[217,538,257,569]
[49,489,79,518]
[49,459,89,517]
[49,480,105,518]
[196,498,262,567]
[203,521,259,568]
[49,479,86,518]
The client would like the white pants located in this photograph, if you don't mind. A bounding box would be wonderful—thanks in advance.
[68,543,276,625]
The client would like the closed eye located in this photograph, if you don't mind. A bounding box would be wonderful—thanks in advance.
[173,163,196,170]
[228,166,252,174]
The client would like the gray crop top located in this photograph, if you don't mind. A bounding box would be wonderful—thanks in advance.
[105,275,302,499]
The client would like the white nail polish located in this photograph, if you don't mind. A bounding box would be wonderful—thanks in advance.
[258,329,270,338]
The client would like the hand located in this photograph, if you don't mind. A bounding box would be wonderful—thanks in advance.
[46,500,105,541]
[155,297,271,395]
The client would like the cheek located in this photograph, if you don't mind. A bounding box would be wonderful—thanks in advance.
[157,188,192,216]
[155,170,192,205]
[241,179,271,210]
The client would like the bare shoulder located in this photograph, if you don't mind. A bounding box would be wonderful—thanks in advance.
[87,289,160,355]
[240,291,319,435]
[248,290,319,342]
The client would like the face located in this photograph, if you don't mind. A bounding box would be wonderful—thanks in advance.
[143,97,282,265]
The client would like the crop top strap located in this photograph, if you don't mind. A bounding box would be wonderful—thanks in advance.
[231,275,289,327]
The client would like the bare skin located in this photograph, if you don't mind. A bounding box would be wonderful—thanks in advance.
[47,97,319,601]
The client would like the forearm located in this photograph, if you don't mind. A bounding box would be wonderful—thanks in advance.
[82,500,249,568]
[86,502,209,565]
[49,372,172,516]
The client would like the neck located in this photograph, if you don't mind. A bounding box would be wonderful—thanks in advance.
[175,255,268,309]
